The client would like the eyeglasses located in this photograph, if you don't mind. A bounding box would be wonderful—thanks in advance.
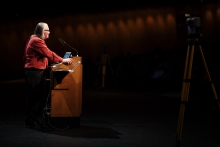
[44,30,50,32]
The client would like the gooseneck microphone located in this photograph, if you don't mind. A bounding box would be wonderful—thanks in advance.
[58,38,71,52]
[58,38,78,57]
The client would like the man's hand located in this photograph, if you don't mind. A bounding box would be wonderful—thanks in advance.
[62,58,73,65]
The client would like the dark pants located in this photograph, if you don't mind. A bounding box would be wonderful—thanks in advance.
[24,68,46,125]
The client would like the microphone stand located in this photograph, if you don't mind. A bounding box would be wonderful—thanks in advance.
[58,38,72,52]
[58,38,78,57]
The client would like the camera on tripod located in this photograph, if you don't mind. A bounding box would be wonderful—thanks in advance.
[186,16,201,38]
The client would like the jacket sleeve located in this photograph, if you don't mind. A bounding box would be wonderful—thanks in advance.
[34,38,63,63]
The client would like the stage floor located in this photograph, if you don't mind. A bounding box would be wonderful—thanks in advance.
[1,79,220,147]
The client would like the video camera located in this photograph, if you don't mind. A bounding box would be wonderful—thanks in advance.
[186,16,201,38]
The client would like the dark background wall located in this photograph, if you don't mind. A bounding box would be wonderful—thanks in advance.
[0,2,220,82]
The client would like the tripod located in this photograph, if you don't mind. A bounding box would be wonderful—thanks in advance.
[176,37,220,146]
[95,44,116,89]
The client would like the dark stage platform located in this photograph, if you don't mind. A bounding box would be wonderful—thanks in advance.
[0,79,220,147]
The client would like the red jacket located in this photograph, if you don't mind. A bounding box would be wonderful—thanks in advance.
[24,36,63,69]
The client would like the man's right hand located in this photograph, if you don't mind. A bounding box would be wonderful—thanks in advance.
[62,58,73,65]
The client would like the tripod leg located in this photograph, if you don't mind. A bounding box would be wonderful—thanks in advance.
[95,52,115,89]
[199,45,220,110]
[106,54,117,88]
[176,44,195,146]
[95,54,105,88]
[101,54,107,89]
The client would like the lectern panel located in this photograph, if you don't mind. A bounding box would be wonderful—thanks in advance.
[50,56,82,117]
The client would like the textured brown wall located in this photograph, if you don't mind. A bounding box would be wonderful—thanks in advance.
[0,3,220,77]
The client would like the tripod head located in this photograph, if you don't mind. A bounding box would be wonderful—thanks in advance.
[186,16,201,39]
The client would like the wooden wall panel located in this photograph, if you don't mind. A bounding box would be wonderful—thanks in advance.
[0,3,220,77]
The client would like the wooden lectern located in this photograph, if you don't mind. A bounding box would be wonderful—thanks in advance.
[49,56,82,128]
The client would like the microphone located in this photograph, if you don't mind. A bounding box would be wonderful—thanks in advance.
[58,38,78,57]
[58,38,71,52]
